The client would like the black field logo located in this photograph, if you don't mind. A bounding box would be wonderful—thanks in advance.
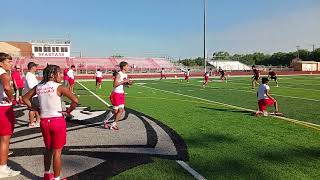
[10,106,188,180]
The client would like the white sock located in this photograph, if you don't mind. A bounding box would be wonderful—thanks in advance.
[54,176,60,180]
[104,111,114,122]
[44,171,50,174]
[0,165,7,170]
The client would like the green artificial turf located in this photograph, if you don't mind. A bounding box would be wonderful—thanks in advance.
[74,75,320,179]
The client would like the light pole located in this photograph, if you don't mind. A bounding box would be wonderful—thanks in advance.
[203,0,207,73]
[296,45,300,59]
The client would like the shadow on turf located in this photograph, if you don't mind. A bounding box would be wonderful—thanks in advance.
[9,107,189,179]
[258,148,320,162]
[199,106,252,115]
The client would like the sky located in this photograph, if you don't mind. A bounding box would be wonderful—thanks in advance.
[1,0,319,58]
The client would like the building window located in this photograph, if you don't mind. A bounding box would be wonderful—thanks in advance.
[52,47,56,52]
[56,47,60,52]
[44,47,51,52]
[38,47,42,52]
[61,47,68,52]
[34,47,39,52]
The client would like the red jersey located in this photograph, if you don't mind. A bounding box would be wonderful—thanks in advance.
[63,68,69,80]
[269,71,276,76]
[11,70,24,88]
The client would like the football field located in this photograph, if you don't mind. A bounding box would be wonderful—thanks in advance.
[73,75,320,179]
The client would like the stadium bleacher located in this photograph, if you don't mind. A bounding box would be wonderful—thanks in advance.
[13,57,177,73]
[208,60,251,71]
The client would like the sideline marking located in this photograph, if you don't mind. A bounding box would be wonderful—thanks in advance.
[137,84,320,131]
[77,81,207,179]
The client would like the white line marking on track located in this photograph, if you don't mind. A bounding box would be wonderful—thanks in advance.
[77,81,207,179]
[137,84,320,131]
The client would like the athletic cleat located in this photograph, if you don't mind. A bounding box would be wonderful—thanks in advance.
[0,166,20,178]
[43,173,54,180]
[8,151,13,156]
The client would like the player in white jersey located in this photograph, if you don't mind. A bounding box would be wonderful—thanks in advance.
[184,69,190,82]
[25,62,41,128]
[67,65,76,94]
[104,61,133,130]
[0,53,20,178]
[95,69,103,89]
[23,65,78,180]
[255,77,282,116]
[160,68,166,80]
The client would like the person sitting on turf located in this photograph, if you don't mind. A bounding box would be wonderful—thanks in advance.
[255,77,282,116]
[268,68,279,87]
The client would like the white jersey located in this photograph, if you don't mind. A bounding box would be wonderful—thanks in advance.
[95,71,103,78]
[0,68,11,106]
[36,81,63,118]
[67,69,74,80]
[257,84,270,100]
[113,71,128,94]
[186,71,190,76]
[25,72,38,91]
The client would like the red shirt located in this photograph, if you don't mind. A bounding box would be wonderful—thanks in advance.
[63,68,69,80]
[11,70,24,88]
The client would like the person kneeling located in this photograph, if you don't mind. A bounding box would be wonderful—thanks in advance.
[255,77,282,116]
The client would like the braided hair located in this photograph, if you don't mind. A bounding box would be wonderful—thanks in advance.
[40,64,61,84]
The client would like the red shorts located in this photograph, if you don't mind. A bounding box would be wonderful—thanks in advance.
[204,76,209,81]
[68,79,75,86]
[40,117,66,150]
[185,76,189,80]
[258,99,275,111]
[0,106,16,136]
[109,92,125,108]
[96,77,102,83]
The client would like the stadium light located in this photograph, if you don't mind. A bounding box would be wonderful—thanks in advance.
[203,0,207,73]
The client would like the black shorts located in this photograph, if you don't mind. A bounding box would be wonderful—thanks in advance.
[253,76,259,80]
[270,76,277,80]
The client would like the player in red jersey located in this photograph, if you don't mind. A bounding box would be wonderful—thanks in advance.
[268,68,279,87]
[202,71,210,88]
[11,65,24,104]
[251,65,260,89]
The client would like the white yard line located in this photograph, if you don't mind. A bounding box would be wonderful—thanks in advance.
[76,81,207,179]
[137,84,320,131]
[77,82,111,106]
[165,81,320,102]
